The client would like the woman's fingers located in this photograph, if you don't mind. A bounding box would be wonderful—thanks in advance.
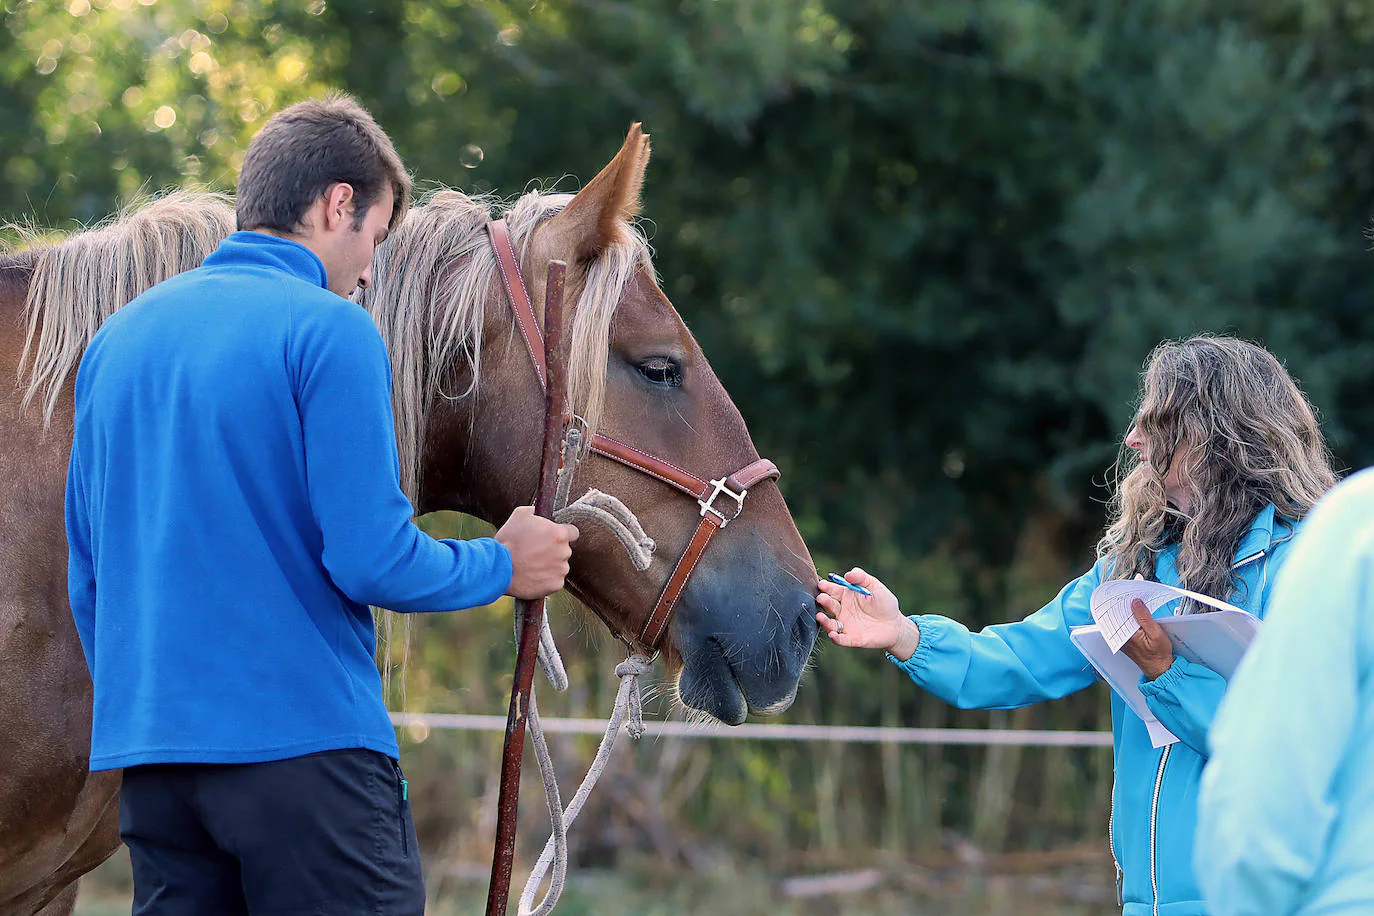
[816,591,843,614]
[1130,598,1165,637]
[817,581,862,618]
[815,612,853,646]
[817,578,849,600]
[846,567,875,588]
[815,593,847,635]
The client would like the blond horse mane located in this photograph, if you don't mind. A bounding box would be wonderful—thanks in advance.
[17,191,237,424]
[359,186,652,502]
[16,186,651,506]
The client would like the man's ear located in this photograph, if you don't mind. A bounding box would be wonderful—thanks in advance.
[321,183,355,232]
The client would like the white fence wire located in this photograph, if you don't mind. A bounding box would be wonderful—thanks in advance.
[390,712,1112,747]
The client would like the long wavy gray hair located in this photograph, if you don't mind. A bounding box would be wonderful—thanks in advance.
[1098,336,1337,603]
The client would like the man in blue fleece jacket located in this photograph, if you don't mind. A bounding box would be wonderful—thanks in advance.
[65,94,578,914]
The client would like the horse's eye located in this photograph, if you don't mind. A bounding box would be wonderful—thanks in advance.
[635,357,683,388]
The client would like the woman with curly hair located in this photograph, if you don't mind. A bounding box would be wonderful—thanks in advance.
[817,336,1337,916]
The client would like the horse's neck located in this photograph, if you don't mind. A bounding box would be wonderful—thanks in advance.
[0,249,73,606]
[0,250,35,302]
[411,356,544,524]
[413,393,486,519]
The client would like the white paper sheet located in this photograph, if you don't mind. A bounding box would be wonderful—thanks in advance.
[1071,609,1261,748]
[1089,579,1245,653]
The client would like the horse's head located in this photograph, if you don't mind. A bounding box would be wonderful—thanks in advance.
[369,127,817,724]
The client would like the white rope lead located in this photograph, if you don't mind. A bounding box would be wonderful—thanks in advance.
[510,450,656,915]
[517,651,652,916]
[553,490,655,571]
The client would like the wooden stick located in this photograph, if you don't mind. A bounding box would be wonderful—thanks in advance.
[485,260,568,916]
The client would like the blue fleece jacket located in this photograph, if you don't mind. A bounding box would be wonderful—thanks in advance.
[66,231,513,771]
[889,504,1299,915]
[1197,470,1374,915]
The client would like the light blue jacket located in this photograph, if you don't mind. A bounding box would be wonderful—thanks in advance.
[890,504,1300,915]
[1196,470,1374,915]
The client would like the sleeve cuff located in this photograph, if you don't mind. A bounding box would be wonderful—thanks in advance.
[887,614,937,677]
[1139,655,1191,696]
[454,536,512,607]
[488,538,514,602]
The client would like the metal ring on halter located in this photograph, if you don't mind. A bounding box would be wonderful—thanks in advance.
[620,637,659,665]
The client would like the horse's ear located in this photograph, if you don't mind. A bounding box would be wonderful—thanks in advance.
[548,123,650,261]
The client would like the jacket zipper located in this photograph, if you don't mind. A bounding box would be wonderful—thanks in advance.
[1108,786,1123,906]
[1233,520,1294,592]
[392,759,409,855]
[1150,745,1172,916]
[1232,538,1282,610]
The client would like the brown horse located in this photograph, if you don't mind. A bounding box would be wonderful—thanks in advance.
[0,126,818,913]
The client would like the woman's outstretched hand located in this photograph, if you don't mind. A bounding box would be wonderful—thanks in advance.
[816,567,920,659]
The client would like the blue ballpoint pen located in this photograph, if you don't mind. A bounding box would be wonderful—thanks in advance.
[826,572,872,597]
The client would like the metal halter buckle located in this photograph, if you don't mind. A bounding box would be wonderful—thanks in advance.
[698,477,747,526]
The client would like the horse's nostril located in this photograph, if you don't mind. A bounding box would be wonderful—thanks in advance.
[793,605,817,651]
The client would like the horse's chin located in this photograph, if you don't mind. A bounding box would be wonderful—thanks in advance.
[676,664,749,725]
[675,640,799,726]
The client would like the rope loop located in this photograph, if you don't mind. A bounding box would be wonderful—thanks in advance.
[517,650,655,915]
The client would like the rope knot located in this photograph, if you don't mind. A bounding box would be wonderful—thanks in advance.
[614,655,653,679]
[614,654,653,740]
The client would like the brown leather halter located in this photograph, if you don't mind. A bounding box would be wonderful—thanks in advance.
[485,219,781,650]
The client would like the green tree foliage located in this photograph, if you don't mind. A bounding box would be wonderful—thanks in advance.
[7,0,1374,861]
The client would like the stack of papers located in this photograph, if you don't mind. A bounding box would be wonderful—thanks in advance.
[1070,580,1260,748]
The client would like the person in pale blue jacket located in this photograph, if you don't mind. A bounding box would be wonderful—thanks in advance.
[1196,468,1374,914]
[817,337,1338,915]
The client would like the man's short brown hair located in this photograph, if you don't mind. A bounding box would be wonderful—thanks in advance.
[236,93,411,234]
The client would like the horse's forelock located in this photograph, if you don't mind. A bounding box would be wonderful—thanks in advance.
[18,190,235,425]
[364,185,652,505]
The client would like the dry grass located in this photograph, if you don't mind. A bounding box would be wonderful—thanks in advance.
[74,843,1115,916]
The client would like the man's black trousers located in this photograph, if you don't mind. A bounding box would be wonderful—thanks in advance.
[118,748,424,915]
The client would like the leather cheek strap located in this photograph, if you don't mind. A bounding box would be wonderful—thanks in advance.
[641,515,723,647]
[587,439,783,649]
[486,219,546,391]
[590,434,713,500]
[591,435,780,506]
